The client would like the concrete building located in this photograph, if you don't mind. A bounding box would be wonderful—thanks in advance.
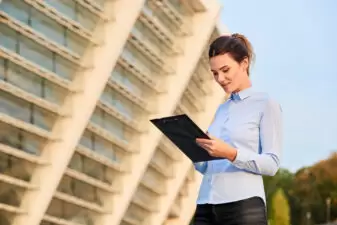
[0,0,226,224]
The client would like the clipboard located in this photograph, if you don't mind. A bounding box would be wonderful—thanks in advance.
[150,114,222,162]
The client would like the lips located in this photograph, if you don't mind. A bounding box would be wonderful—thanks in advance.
[222,82,231,88]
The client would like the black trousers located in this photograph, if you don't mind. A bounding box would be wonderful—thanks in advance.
[192,197,267,225]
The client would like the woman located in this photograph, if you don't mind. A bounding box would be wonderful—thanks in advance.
[193,33,283,225]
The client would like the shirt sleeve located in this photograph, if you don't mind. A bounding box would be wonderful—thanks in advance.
[232,98,283,176]
[193,162,208,174]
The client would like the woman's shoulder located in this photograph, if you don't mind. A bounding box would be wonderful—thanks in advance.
[253,92,283,113]
[251,91,280,103]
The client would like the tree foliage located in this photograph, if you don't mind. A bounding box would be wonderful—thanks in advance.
[264,152,337,225]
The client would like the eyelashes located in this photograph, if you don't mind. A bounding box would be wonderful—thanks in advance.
[212,68,230,77]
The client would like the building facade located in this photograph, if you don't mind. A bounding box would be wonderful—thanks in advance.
[0,0,226,224]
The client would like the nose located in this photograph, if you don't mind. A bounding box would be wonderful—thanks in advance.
[217,73,226,83]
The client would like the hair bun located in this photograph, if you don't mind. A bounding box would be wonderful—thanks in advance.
[231,33,255,63]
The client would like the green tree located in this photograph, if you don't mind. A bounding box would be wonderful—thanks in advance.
[264,168,294,221]
[270,188,291,225]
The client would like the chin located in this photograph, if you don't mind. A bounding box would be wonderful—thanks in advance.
[222,86,234,94]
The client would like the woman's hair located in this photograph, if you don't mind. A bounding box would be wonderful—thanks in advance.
[208,33,255,75]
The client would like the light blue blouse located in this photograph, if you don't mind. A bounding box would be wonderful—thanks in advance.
[194,87,283,204]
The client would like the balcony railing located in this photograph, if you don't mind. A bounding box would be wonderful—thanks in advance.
[148,0,193,36]
[140,5,183,54]
[22,0,98,44]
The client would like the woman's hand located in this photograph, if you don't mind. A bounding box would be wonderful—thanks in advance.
[196,135,237,161]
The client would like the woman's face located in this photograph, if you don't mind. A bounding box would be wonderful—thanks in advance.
[209,53,249,94]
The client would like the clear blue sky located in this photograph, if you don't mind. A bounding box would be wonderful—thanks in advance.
[219,0,337,172]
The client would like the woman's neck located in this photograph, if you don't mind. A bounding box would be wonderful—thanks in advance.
[235,80,252,93]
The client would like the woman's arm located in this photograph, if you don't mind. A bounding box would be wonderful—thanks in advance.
[231,99,283,176]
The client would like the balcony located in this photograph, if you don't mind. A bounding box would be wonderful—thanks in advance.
[70,0,111,22]
[148,0,193,36]
[120,48,152,78]
[0,48,75,97]
[132,185,160,212]
[123,203,150,225]
[117,56,161,93]
[140,6,183,54]
[0,25,80,81]
[149,149,175,178]
[129,27,174,74]
[141,167,167,195]
[159,137,183,161]
[45,196,101,224]
[26,0,102,41]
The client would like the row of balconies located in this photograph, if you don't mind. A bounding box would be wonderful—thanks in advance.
[120,68,208,223]
[0,0,129,223]
[0,0,214,224]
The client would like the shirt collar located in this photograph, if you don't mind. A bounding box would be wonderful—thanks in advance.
[230,87,254,101]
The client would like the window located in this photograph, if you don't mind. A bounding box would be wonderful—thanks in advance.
[0,58,5,80]
[4,0,89,54]
[0,0,30,24]
[0,24,17,51]
[0,180,25,207]
[46,198,96,225]
[145,2,180,34]
[68,152,112,184]
[79,130,122,163]
[5,61,67,105]
[0,151,34,181]
[133,185,159,208]
[57,175,105,206]
[167,0,189,16]
[79,131,94,150]
[30,9,66,46]
[44,0,77,21]
[124,203,149,223]
[142,167,166,190]
[44,0,100,31]
[94,133,118,161]
[0,24,77,81]
[0,122,45,155]
[100,87,135,120]
[111,65,143,97]
[54,54,78,80]
[181,94,197,112]
[91,108,126,142]
[0,91,31,123]
[0,91,57,131]
[29,7,88,55]
[133,21,166,54]
[19,35,54,72]
[124,43,161,75]
[150,149,174,176]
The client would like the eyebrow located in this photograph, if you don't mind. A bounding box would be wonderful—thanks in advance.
[211,65,229,72]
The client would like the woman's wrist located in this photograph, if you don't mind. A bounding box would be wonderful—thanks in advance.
[223,146,238,162]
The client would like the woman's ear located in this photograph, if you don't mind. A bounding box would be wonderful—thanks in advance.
[241,57,249,73]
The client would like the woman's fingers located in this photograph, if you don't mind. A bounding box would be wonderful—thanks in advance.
[196,141,214,154]
[196,138,219,156]
[196,138,213,144]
